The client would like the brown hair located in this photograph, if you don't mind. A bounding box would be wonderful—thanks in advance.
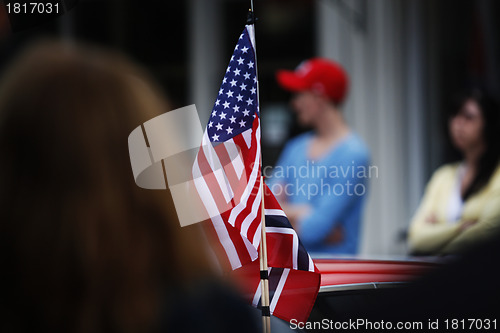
[0,40,211,333]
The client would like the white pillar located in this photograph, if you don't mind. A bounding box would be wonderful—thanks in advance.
[189,0,223,126]
[405,0,426,232]
[316,0,417,255]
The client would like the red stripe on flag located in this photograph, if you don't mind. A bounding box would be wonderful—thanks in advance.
[214,144,241,201]
[266,233,294,268]
[272,269,320,323]
[232,173,259,231]
[221,210,255,265]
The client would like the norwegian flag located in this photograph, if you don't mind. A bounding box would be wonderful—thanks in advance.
[233,184,321,323]
[193,24,320,322]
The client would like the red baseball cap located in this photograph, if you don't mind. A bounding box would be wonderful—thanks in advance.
[276,58,349,104]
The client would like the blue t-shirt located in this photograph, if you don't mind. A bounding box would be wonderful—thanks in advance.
[266,131,370,255]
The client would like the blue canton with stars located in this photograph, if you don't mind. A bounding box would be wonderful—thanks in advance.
[207,26,258,143]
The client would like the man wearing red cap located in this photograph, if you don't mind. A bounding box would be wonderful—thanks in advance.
[267,58,370,255]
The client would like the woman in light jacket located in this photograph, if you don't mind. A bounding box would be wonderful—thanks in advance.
[408,89,500,255]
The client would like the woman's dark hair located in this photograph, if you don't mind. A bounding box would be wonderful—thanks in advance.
[447,88,500,200]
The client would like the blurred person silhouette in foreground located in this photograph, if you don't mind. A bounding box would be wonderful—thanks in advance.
[267,58,370,255]
[0,40,257,333]
[408,88,500,255]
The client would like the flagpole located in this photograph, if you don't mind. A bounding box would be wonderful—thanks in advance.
[259,177,271,333]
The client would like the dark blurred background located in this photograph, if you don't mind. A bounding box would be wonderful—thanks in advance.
[1,0,499,256]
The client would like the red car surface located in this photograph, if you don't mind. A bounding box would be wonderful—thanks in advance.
[314,257,441,291]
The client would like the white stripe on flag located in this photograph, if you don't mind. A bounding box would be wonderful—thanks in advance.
[193,158,240,268]
[242,128,252,149]
[193,161,222,218]
[251,222,262,255]
[211,214,242,270]
[247,25,256,56]
[223,141,244,180]
[201,133,223,175]
[242,229,259,262]
[232,153,244,180]
[199,132,234,203]
[270,268,290,314]
[252,280,262,308]
[264,209,287,217]
[308,255,315,272]
[240,184,261,244]
[213,168,233,203]
[227,127,261,231]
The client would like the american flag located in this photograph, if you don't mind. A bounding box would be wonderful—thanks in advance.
[193,24,262,270]
[193,24,320,323]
